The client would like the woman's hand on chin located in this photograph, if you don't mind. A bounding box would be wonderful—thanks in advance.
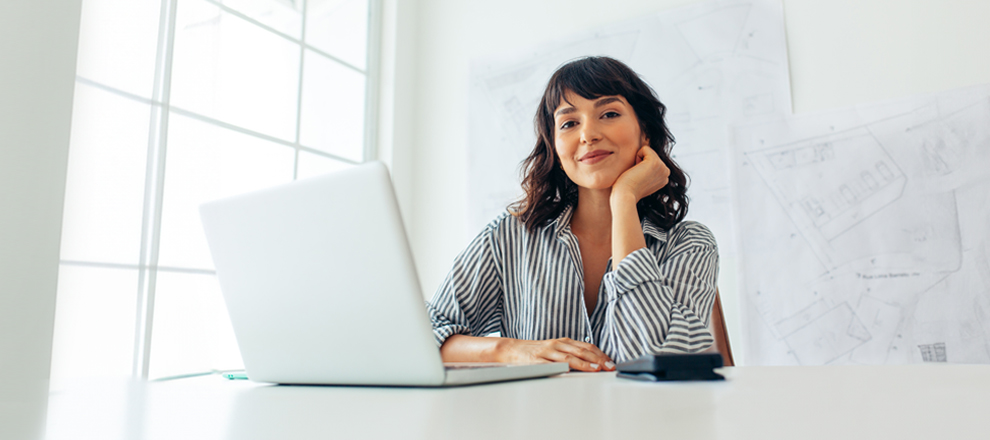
[610,145,670,206]
[496,337,615,372]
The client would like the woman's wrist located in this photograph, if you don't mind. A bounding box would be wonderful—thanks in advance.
[609,187,638,210]
[491,337,515,363]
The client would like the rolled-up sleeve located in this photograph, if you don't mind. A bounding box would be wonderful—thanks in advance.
[598,222,719,362]
[425,225,504,347]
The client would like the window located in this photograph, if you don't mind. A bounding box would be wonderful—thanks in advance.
[51,0,379,384]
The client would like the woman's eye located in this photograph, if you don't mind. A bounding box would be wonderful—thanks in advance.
[603,111,620,119]
[560,121,576,130]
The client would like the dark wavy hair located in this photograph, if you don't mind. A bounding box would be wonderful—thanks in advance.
[510,56,689,231]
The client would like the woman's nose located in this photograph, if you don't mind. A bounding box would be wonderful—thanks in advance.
[580,120,601,144]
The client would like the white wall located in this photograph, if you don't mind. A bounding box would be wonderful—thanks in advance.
[0,1,82,439]
[377,0,419,237]
[389,0,990,364]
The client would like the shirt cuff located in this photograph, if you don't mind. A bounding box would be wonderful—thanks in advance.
[602,247,662,301]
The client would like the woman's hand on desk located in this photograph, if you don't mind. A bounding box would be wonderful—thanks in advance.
[440,334,615,372]
[499,338,615,372]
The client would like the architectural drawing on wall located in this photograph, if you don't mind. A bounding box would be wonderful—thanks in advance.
[734,88,990,365]
[468,0,792,265]
[918,343,947,362]
[745,129,910,269]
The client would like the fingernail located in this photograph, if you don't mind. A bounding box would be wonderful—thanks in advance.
[605,362,615,370]
[590,363,600,370]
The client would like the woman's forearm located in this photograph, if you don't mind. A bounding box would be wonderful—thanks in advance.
[441,334,613,370]
[610,190,647,265]
[439,334,508,363]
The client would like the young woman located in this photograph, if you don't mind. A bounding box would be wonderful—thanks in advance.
[426,56,718,372]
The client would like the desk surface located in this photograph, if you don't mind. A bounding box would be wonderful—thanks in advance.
[46,365,990,440]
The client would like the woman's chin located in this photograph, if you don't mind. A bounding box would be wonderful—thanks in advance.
[567,170,623,192]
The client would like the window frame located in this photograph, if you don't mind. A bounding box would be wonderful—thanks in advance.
[57,0,382,380]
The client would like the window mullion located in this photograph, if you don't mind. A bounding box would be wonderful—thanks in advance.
[133,0,179,380]
[363,0,382,162]
[293,0,308,180]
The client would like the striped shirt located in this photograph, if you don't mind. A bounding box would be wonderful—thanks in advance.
[426,205,719,363]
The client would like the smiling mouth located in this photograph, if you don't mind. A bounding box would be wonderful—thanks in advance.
[579,150,613,164]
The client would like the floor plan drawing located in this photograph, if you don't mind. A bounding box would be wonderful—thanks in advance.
[734,88,990,365]
[745,128,910,269]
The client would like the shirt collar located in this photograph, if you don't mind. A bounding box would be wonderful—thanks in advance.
[547,204,669,243]
[549,204,575,238]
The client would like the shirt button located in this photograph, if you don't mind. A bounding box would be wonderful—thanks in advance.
[584,336,591,343]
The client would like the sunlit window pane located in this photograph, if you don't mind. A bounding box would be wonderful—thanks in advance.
[60,83,149,265]
[157,113,295,271]
[76,0,162,98]
[57,0,375,383]
[221,0,303,38]
[296,150,355,179]
[49,265,138,387]
[171,0,300,140]
[306,0,368,70]
[299,51,366,161]
[148,272,243,379]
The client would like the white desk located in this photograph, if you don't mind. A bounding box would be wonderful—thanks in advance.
[46,366,990,440]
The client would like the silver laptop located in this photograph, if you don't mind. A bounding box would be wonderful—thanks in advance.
[199,161,568,386]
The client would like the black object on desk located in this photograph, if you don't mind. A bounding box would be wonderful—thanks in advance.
[616,353,725,381]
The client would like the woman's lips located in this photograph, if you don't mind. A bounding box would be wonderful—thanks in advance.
[579,150,612,164]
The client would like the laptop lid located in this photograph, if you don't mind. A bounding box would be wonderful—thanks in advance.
[199,162,446,386]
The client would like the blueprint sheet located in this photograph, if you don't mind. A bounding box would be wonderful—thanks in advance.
[733,84,990,365]
[467,0,792,262]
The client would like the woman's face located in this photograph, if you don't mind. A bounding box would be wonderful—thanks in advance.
[553,91,646,191]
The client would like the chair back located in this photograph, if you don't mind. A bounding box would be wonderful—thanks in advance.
[710,290,734,366]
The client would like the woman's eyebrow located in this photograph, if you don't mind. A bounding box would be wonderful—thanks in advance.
[554,97,622,119]
[554,106,575,118]
[594,96,622,108]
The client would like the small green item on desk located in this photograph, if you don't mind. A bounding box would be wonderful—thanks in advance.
[223,372,249,380]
